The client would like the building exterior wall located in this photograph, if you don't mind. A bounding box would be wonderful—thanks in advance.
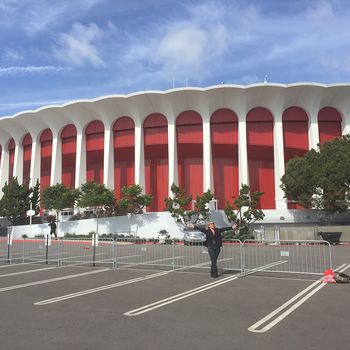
[0,84,349,217]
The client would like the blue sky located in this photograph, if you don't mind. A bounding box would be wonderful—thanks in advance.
[1,0,350,117]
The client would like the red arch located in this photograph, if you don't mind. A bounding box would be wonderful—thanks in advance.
[282,107,309,209]
[86,120,104,184]
[318,107,342,145]
[7,138,15,181]
[61,124,77,188]
[210,109,238,209]
[22,133,32,184]
[113,117,135,198]
[144,113,168,212]
[40,129,52,192]
[246,108,275,209]
[176,111,203,203]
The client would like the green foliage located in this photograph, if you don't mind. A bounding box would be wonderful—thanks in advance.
[281,134,350,213]
[165,184,214,224]
[115,184,152,215]
[195,189,214,221]
[42,183,79,214]
[0,178,36,225]
[77,182,115,212]
[165,183,192,221]
[224,184,265,241]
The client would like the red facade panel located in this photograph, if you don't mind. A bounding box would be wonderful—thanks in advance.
[114,117,135,198]
[40,140,52,191]
[283,107,309,209]
[318,107,342,145]
[176,111,203,203]
[23,145,32,184]
[86,121,104,184]
[247,108,275,209]
[144,114,168,212]
[8,138,15,181]
[211,109,238,209]
[61,124,77,188]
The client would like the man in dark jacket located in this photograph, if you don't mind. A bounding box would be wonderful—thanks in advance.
[188,221,234,277]
[48,221,57,239]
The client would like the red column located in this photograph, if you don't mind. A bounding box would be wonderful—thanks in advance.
[22,133,32,184]
[86,120,104,184]
[144,113,168,212]
[40,129,53,191]
[8,138,15,181]
[176,111,203,205]
[283,107,309,209]
[210,109,238,209]
[318,107,342,146]
[61,124,77,188]
[113,117,135,198]
[246,108,275,209]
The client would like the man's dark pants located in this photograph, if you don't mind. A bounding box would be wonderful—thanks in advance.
[207,246,221,277]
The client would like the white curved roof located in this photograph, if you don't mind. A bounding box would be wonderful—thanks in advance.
[1,83,350,145]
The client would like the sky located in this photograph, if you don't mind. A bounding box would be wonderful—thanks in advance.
[1,0,350,117]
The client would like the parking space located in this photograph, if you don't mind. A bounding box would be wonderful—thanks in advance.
[0,246,349,349]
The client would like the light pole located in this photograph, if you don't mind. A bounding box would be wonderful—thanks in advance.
[26,194,35,238]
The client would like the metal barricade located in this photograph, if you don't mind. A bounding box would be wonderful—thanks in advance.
[60,236,114,267]
[242,239,332,276]
[1,234,333,278]
[114,238,175,270]
[0,237,8,264]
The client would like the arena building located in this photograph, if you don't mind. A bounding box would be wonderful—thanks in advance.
[0,83,348,220]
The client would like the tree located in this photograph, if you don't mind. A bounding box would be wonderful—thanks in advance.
[116,184,153,215]
[165,183,214,224]
[193,189,214,222]
[281,135,350,213]
[224,184,265,241]
[165,183,192,224]
[0,178,38,225]
[77,182,115,213]
[77,181,116,236]
[42,183,79,232]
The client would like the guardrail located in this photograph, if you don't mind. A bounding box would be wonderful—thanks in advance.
[0,234,333,276]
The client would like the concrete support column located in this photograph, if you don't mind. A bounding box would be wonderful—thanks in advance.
[75,128,86,188]
[103,126,114,190]
[273,115,287,210]
[202,118,212,192]
[0,148,9,197]
[309,112,320,150]
[29,135,40,188]
[168,122,177,194]
[134,122,145,190]
[13,138,23,184]
[238,115,248,187]
[50,131,62,186]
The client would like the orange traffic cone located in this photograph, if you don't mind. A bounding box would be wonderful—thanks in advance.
[323,268,336,283]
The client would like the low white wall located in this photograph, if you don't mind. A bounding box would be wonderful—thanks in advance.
[11,212,190,239]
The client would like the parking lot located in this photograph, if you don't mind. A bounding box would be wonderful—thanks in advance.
[0,243,349,350]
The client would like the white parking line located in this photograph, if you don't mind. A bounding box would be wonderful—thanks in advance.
[34,270,170,305]
[0,268,110,293]
[248,263,350,333]
[0,265,59,278]
[124,274,240,316]
[124,261,285,317]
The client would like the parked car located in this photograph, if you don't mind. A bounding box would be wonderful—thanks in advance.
[182,228,206,246]
[158,230,171,244]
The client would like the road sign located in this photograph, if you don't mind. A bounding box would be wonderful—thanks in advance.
[27,209,35,217]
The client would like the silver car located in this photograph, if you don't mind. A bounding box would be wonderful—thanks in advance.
[183,228,206,246]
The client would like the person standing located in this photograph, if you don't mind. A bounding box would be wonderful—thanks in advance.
[187,221,234,278]
[48,221,57,240]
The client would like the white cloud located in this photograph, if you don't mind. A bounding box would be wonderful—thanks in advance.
[53,22,105,67]
[0,65,65,76]
[2,48,23,61]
